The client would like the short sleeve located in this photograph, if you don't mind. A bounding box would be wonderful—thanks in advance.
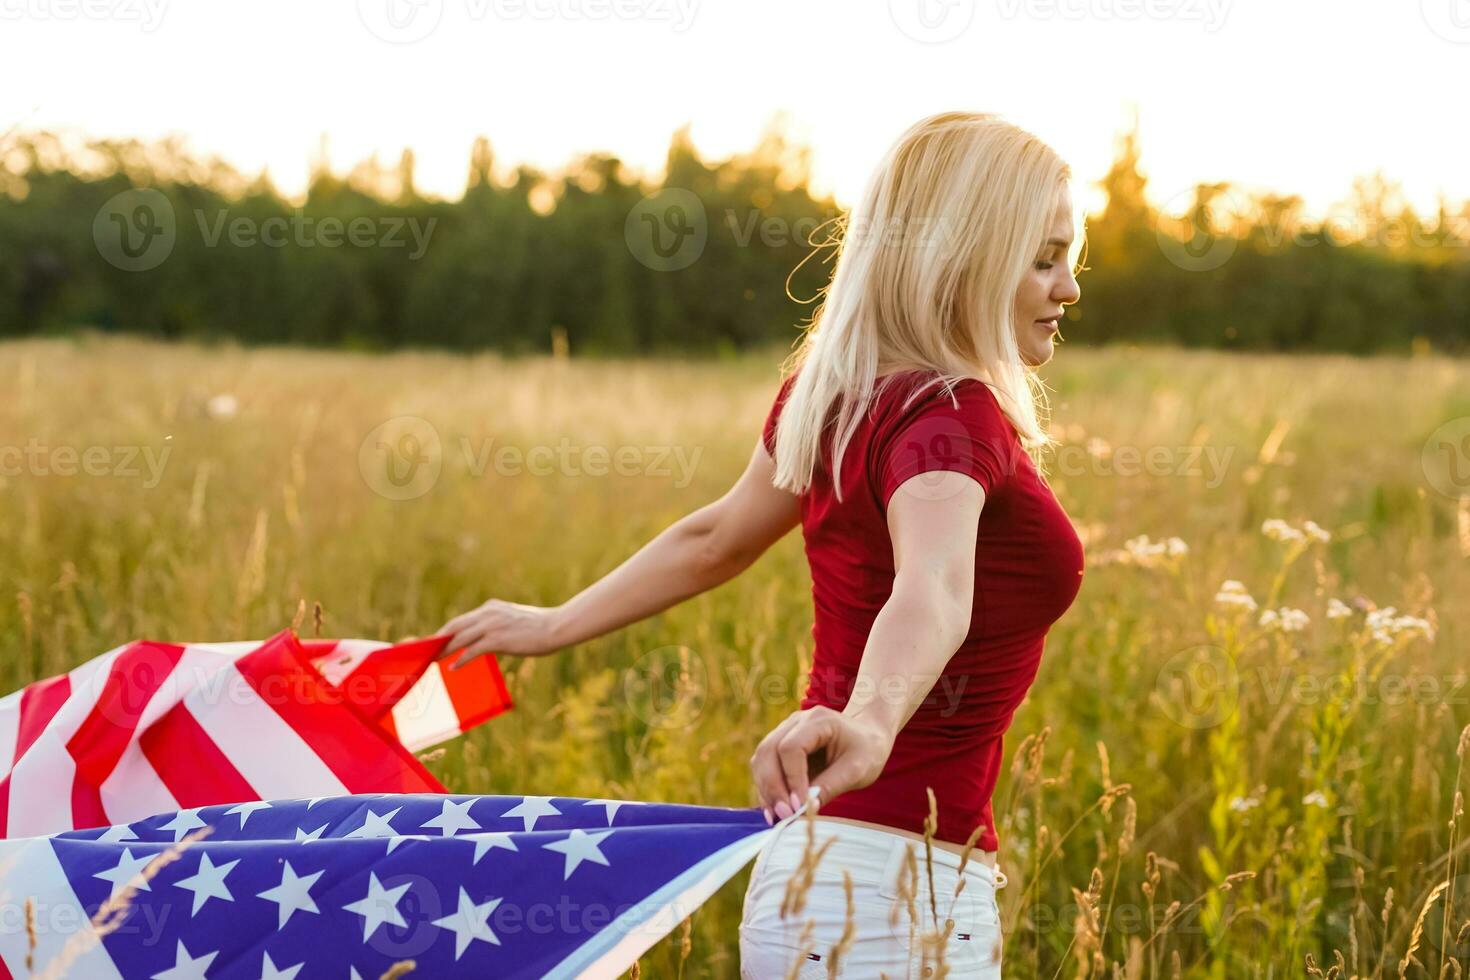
[761,374,798,456]
[875,379,1017,511]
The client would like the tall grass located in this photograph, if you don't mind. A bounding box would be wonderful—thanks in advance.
[2,333,1466,977]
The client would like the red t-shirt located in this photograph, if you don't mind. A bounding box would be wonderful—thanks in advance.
[761,369,1085,851]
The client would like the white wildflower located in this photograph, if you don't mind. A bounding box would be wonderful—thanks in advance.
[1326,597,1352,620]
[1258,609,1280,630]
[1302,791,1329,808]
[1278,607,1310,632]
[1302,520,1332,543]
[1214,580,1259,613]
[1229,795,1260,813]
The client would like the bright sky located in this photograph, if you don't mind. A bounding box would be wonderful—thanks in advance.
[3,0,1467,217]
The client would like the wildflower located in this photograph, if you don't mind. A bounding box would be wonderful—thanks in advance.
[1302,791,1329,808]
[1278,608,1310,632]
[205,393,239,420]
[1261,518,1303,543]
[1214,580,1259,613]
[1258,609,1280,630]
[1326,598,1352,620]
[1261,518,1332,545]
[1229,795,1260,813]
[1366,606,1436,645]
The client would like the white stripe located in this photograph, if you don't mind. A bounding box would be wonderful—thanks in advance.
[314,640,389,687]
[0,838,125,979]
[0,689,22,781]
[6,647,127,838]
[545,828,774,980]
[389,665,461,752]
[182,663,348,799]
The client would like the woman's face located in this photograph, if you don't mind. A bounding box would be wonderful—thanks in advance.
[1013,185,1082,368]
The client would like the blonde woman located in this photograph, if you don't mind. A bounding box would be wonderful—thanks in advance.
[439,111,1085,977]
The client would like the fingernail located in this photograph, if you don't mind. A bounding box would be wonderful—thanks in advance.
[789,791,801,812]
[774,801,792,820]
[763,807,773,825]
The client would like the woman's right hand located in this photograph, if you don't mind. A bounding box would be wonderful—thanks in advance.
[435,599,568,669]
[749,704,894,823]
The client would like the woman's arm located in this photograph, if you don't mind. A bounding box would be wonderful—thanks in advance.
[749,470,982,821]
[437,438,800,668]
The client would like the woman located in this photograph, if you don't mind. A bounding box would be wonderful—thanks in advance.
[438,111,1085,977]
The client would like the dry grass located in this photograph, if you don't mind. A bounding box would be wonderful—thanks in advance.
[3,333,1469,977]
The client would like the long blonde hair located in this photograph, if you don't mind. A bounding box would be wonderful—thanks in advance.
[771,111,1082,501]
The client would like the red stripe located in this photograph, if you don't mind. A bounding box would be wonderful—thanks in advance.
[0,673,73,837]
[441,655,514,733]
[234,630,444,795]
[66,642,185,830]
[139,703,257,808]
[329,638,449,722]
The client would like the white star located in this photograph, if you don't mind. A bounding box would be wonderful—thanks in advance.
[582,799,646,825]
[151,939,217,980]
[431,887,502,959]
[466,832,519,865]
[173,852,239,916]
[294,823,328,843]
[342,872,411,940]
[500,797,561,832]
[94,848,155,898]
[256,862,323,929]
[257,951,304,980]
[95,823,140,844]
[421,799,481,837]
[158,809,209,843]
[542,829,613,879]
[346,811,405,846]
[225,801,271,828]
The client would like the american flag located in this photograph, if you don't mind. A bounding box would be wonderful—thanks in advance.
[0,793,777,979]
[0,629,511,838]
[0,630,787,977]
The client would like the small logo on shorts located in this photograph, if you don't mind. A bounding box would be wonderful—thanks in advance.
[957,932,972,941]
[806,952,822,961]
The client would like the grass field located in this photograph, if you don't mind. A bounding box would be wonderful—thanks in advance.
[2,333,1468,978]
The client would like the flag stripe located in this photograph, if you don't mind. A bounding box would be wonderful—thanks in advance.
[231,633,443,795]
[140,702,257,810]
[66,643,186,830]
[181,660,351,801]
[0,839,125,980]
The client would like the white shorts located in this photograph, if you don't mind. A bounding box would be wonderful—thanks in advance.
[739,818,1007,978]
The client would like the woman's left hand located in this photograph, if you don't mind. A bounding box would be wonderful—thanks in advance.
[749,705,894,824]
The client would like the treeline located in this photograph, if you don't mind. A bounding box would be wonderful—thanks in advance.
[1,119,1467,355]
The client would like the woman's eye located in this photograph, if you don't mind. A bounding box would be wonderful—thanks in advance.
[1035,261,1054,271]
